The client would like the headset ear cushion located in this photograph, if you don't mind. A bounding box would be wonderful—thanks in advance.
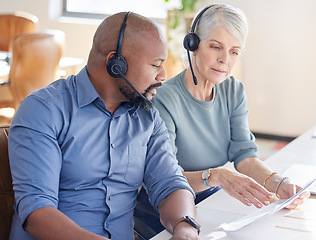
[106,56,128,78]
[183,32,200,51]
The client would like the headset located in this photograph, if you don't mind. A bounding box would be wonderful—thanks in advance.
[183,5,214,85]
[106,11,152,106]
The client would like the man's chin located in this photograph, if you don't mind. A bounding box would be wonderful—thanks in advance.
[132,96,153,111]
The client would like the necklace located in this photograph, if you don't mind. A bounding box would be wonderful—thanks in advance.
[178,77,216,112]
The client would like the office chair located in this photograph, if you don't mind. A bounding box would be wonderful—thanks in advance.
[0,11,38,52]
[0,11,38,120]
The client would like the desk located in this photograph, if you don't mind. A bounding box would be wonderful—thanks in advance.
[58,57,84,77]
[0,61,10,80]
[152,125,316,240]
[0,51,10,81]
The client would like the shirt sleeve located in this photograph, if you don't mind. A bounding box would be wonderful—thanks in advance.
[9,95,62,226]
[227,78,258,167]
[142,109,194,210]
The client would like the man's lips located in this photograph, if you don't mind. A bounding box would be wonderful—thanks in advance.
[146,82,162,96]
[149,86,160,95]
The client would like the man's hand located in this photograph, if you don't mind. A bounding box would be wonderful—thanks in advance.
[170,222,201,240]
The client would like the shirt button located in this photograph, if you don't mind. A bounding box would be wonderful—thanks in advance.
[110,143,115,148]
[108,195,111,200]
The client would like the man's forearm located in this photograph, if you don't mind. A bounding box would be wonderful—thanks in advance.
[25,206,109,240]
[158,189,197,233]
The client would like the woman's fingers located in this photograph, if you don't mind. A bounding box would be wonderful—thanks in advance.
[275,181,310,209]
[222,171,311,210]
[222,174,273,208]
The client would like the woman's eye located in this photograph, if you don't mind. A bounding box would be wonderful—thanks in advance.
[211,46,220,50]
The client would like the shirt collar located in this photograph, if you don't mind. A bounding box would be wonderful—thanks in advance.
[76,66,100,108]
[75,66,139,116]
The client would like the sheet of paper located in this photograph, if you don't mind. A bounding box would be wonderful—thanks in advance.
[220,177,316,231]
[282,164,316,195]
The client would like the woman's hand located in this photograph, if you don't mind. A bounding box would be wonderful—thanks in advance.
[209,168,273,208]
[275,178,310,209]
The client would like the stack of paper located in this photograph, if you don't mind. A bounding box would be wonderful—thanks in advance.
[220,177,316,231]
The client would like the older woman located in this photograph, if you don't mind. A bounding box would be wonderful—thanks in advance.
[154,3,310,208]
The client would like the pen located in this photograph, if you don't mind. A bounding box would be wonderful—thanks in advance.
[275,225,312,233]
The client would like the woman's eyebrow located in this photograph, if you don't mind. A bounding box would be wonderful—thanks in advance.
[209,39,241,49]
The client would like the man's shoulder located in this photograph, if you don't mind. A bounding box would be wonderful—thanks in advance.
[30,77,74,102]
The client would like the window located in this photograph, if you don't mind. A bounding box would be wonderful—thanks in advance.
[63,0,168,22]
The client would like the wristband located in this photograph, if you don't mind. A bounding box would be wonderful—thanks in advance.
[263,172,278,188]
[202,169,213,188]
[275,177,288,198]
[173,216,201,235]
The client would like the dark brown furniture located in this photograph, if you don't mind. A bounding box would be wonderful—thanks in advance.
[0,124,14,240]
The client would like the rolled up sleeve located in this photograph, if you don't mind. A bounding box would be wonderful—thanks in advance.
[143,109,194,211]
[228,80,258,167]
[9,96,62,226]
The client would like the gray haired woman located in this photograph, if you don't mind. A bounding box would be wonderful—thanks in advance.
[134,5,309,236]
[154,3,309,207]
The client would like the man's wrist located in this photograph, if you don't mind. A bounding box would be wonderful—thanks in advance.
[173,216,201,235]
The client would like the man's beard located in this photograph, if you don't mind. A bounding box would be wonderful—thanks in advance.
[119,81,162,111]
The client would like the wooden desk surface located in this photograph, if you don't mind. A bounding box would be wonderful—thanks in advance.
[152,125,316,240]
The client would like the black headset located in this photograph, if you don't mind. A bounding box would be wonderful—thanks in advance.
[106,11,152,106]
[106,12,130,78]
[183,5,214,85]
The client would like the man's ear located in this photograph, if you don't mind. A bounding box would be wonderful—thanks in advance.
[106,50,128,77]
[106,51,117,63]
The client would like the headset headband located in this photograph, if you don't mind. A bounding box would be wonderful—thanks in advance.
[116,11,131,58]
[190,5,213,33]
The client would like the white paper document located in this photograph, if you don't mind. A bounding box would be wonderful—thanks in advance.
[282,164,316,195]
[220,177,316,231]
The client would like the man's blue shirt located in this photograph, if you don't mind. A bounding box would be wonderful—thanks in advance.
[9,67,193,239]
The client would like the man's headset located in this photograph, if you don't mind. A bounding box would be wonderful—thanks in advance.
[106,11,152,106]
[183,5,214,85]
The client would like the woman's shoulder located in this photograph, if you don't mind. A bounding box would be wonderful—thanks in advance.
[155,71,185,99]
[220,75,244,87]
[218,75,245,94]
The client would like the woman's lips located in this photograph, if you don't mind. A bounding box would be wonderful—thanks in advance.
[212,68,226,73]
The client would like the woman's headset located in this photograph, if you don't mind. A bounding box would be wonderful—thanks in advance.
[183,5,214,85]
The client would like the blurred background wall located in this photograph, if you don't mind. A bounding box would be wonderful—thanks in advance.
[1,0,315,137]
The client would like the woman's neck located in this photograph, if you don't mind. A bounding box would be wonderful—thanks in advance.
[184,69,215,102]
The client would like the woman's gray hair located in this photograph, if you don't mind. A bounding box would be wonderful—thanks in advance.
[194,4,248,48]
